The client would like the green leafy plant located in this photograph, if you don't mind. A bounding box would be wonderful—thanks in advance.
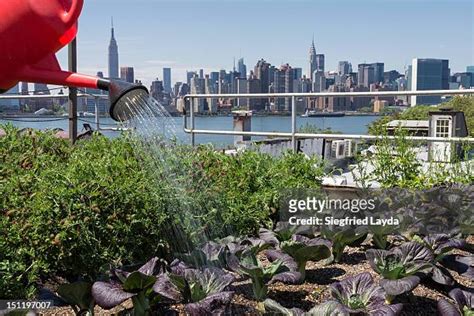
[92,258,161,315]
[153,264,235,315]
[274,235,331,281]
[438,288,474,316]
[321,226,367,263]
[366,242,433,303]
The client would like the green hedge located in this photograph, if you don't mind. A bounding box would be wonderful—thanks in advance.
[0,125,323,298]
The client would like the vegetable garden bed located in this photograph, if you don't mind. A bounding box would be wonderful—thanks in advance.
[37,234,473,316]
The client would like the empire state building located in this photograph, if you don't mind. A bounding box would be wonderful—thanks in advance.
[108,18,119,79]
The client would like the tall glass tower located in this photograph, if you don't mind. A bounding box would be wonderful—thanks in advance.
[108,18,119,79]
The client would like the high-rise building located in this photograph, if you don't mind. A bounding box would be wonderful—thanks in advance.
[237,58,247,79]
[120,67,134,83]
[190,75,205,113]
[384,70,400,84]
[358,64,375,88]
[338,61,352,75]
[316,54,325,73]
[309,38,317,81]
[466,66,474,86]
[273,64,294,111]
[186,71,197,87]
[293,68,303,80]
[312,71,326,92]
[371,62,385,84]
[210,72,219,89]
[236,78,248,108]
[163,68,172,93]
[410,58,450,106]
[108,18,119,79]
[204,75,217,113]
[406,66,412,90]
[254,59,271,108]
[451,72,472,89]
[254,59,270,91]
[150,79,164,100]
[247,72,262,111]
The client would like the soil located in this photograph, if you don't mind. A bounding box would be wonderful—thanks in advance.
[35,235,474,316]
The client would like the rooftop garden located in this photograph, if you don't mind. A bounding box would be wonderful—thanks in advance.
[0,119,472,315]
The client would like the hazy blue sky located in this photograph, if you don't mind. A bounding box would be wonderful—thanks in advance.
[57,0,473,86]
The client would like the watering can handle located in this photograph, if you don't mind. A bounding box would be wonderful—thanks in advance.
[61,0,84,28]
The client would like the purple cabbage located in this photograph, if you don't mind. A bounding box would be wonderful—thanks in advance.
[330,273,403,315]
[92,257,160,313]
[440,254,474,280]
[229,250,300,301]
[274,234,331,282]
[366,242,433,301]
[412,234,468,285]
[263,274,402,315]
[153,265,235,315]
[438,288,474,316]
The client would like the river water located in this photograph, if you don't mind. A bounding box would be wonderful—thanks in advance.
[0,115,378,147]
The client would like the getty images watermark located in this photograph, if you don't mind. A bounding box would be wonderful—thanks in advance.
[287,196,400,227]
[279,186,473,235]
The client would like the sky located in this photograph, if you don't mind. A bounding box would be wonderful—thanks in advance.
[57,0,474,87]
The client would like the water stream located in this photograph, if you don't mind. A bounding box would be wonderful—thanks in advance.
[118,94,215,253]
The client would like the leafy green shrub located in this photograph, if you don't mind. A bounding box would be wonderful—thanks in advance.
[0,125,324,299]
[1,128,169,298]
[186,147,324,239]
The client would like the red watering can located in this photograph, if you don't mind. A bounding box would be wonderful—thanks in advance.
[0,0,148,121]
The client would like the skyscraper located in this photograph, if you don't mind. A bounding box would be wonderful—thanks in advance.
[108,18,119,79]
[309,38,317,81]
[254,59,271,108]
[316,54,325,73]
[205,75,217,113]
[186,71,197,87]
[467,66,474,87]
[120,67,134,83]
[274,64,294,111]
[190,75,205,113]
[293,68,303,80]
[410,58,450,106]
[338,61,352,75]
[237,58,247,79]
[358,64,375,88]
[312,71,326,92]
[371,63,385,84]
[163,68,172,93]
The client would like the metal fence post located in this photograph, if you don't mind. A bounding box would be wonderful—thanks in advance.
[68,38,77,144]
[190,96,195,147]
[291,95,296,152]
[94,97,100,130]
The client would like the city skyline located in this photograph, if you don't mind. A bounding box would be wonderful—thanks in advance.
[54,0,473,87]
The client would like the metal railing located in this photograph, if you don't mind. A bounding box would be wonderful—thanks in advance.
[183,89,474,150]
[0,93,131,132]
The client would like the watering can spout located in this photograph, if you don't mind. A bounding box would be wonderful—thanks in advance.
[105,80,150,122]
